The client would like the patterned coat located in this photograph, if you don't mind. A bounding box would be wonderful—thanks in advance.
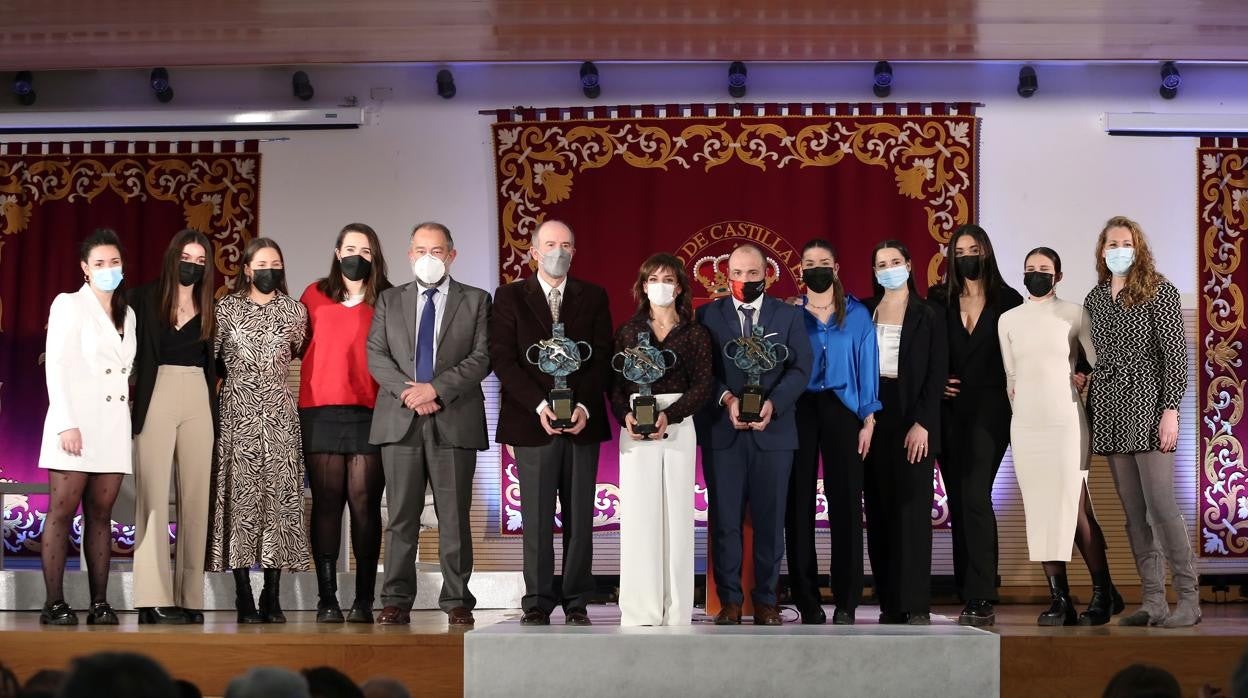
[1084,280,1186,454]
[208,292,311,571]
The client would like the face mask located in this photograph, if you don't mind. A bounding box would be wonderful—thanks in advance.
[91,266,124,292]
[875,266,910,291]
[1104,247,1135,276]
[730,279,766,304]
[536,247,572,278]
[178,261,205,287]
[412,254,447,286]
[955,255,983,281]
[339,254,372,282]
[802,267,836,294]
[1023,271,1055,298]
[645,282,677,308]
[251,268,283,294]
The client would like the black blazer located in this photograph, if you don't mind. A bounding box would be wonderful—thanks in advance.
[864,294,948,453]
[129,282,218,435]
[927,283,1024,391]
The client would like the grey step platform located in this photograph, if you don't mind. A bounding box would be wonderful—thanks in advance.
[465,613,1000,698]
[0,568,523,611]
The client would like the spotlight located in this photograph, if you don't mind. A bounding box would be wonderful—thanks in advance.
[1017,66,1038,98]
[873,61,893,98]
[150,67,174,103]
[292,70,314,101]
[1160,61,1181,99]
[728,61,747,99]
[12,71,35,106]
[436,69,456,99]
[580,61,600,99]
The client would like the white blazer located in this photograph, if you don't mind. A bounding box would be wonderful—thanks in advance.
[39,285,136,474]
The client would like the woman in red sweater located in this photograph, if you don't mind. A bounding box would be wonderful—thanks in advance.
[300,223,393,623]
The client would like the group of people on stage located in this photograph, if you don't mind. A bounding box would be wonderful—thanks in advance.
[37,215,1200,630]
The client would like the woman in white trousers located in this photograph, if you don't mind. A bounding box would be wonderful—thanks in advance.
[611,253,714,626]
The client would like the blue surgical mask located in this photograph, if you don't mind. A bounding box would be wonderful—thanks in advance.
[875,266,910,290]
[91,266,124,292]
[1104,248,1135,276]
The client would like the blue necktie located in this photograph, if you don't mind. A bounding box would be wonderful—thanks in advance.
[415,288,437,383]
[740,306,754,337]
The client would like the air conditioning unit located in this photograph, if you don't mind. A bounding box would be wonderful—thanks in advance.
[0,107,364,134]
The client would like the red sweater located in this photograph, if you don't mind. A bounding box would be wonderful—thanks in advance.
[298,283,379,409]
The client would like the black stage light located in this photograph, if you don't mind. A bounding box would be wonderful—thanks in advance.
[1160,61,1181,99]
[1017,66,1038,98]
[13,71,35,106]
[436,69,456,99]
[150,67,174,103]
[873,61,893,98]
[728,61,747,99]
[292,70,314,101]
[580,62,601,99]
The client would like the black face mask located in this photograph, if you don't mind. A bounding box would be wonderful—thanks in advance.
[955,255,983,281]
[178,261,205,287]
[1023,271,1055,298]
[339,254,372,282]
[802,267,836,294]
[251,268,284,294]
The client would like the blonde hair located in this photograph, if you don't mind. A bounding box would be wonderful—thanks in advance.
[1095,216,1165,307]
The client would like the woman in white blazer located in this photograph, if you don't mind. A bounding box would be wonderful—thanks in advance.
[39,228,136,626]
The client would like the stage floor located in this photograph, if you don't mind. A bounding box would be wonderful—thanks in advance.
[0,604,1244,697]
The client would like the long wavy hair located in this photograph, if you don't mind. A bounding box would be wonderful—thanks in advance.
[631,252,693,321]
[801,238,848,327]
[942,223,1008,305]
[157,229,216,340]
[316,223,392,306]
[80,228,128,330]
[1095,216,1164,307]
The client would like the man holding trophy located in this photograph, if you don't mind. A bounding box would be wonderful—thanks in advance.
[489,220,613,626]
[695,244,813,625]
[609,253,714,626]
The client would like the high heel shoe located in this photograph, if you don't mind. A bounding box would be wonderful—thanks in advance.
[137,606,190,625]
[39,600,78,626]
[233,569,265,624]
[86,602,119,626]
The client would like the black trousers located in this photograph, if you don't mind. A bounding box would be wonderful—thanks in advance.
[863,379,934,615]
[785,390,865,612]
[940,386,1011,603]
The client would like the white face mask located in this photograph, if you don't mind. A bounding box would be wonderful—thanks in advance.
[645,282,677,308]
[535,247,572,278]
[412,254,446,286]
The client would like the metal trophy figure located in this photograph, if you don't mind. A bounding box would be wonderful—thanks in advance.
[723,325,791,423]
[611,331,678,438]
[526,322,594,429]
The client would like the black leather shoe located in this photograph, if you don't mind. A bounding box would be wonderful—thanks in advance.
[878,610,910,624]
[346,604,374,624]
[958,600,996,627]
[137,607,189,625]
[182,609,205,624]
[521,609,551,626]
[565,609,592,626]
[86,602,119,626]
[39,600,77,626]
[907,613,932,625]
[832,608,856,625]
[799,606,826,625]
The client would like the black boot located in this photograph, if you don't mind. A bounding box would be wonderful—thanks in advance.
[233,569,264,624]
[315,557,344,623]
[1078,569,1125,626]
[258,568,286,624]
[347,558,377,624]
[1038,574,1077,626]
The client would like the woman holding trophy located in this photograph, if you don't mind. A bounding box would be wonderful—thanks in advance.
[610,253,714,626]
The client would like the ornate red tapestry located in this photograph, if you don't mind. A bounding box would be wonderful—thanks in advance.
[492,103,978,533]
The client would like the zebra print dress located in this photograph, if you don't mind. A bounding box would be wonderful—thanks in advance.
[208,292,312,571]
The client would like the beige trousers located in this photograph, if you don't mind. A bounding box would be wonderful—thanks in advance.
[132,366,214,609]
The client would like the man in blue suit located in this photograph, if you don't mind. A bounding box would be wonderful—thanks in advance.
[695,244,813,625]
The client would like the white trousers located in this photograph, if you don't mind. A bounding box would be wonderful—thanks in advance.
[618,393,696,626]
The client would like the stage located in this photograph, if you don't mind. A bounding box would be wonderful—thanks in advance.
[1,603,1244,697]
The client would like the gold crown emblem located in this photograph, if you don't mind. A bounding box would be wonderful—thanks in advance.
[693,253,782,298]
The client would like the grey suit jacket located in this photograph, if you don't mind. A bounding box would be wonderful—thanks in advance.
[367,278,492,450]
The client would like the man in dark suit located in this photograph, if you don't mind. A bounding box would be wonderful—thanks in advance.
[367,221,492,627]
[488,219,613,626]
[695,244,812,625]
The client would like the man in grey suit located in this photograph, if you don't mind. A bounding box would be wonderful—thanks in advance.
[367,221,492,626]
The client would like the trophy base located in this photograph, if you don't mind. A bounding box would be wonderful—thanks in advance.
[738,386,764,423]
[549,389,576,430]
[632,395,659,438]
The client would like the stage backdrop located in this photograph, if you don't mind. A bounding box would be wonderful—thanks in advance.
[492,102,979,534]
[0,139,260,556]
[1198,137,1248,558]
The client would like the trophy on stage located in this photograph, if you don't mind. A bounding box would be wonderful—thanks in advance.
[611,331,678,438]
[526,322,594,429]
[723,325,791,423]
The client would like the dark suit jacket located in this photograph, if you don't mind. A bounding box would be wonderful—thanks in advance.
[864,294,948,454]
[488,275,613,447]
[693,295,813,451]
[129,282,218,435]
[927,283,1024,391]
[367,278,493,450]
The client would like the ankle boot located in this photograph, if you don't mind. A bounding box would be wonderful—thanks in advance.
[1037,574,1077,626]
[348,558,377,624]
[258,568,286,624]
[1157,513,1201,628]
[233,569,264,624]
[315,557,344,623]
[1078,569,1124,626]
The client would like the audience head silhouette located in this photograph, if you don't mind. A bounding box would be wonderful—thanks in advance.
[224,667,310,698]
[1101,664,1181,698]
[55,652,177,698]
